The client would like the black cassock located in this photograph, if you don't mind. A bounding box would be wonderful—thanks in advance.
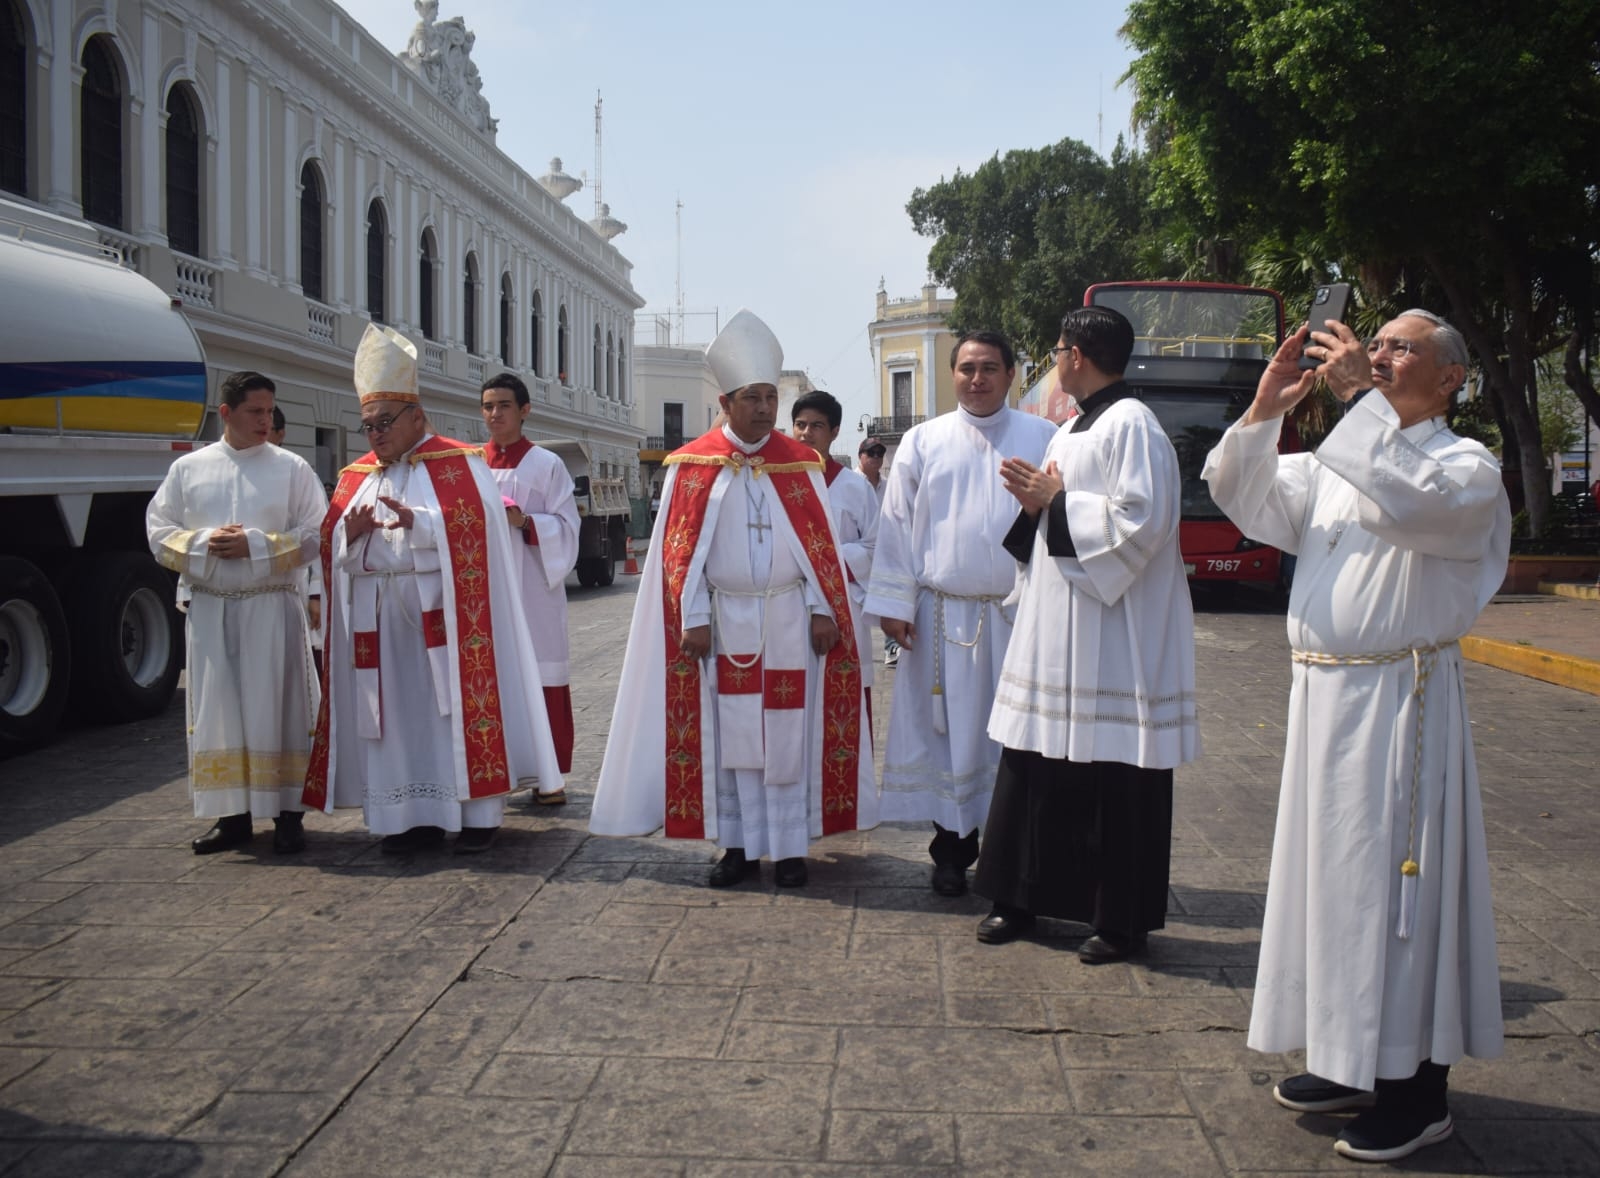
[972,381,1173,937]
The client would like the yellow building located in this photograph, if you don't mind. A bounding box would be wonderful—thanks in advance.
[867,281,958,447]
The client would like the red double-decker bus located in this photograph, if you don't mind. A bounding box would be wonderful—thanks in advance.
[1018,281,1295,591]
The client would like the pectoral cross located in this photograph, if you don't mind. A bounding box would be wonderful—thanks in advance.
[748,515,772,543]
[744,473,770,544]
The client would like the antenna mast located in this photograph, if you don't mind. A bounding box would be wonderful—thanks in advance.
[675,197,684,345]
[593,90,603,219]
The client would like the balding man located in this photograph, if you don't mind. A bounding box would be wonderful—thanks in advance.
[1203,310,1510,1163]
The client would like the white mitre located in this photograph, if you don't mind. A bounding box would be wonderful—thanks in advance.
[353,323,420,405]
[705,308,783,394]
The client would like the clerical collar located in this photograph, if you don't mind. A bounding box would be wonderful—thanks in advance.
[1068,380,1135,433]
[956,404,1010,432]
[721,423,771,455]
[382,433,434,467]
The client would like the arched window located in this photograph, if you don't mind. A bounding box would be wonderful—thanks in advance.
[530,290,543,377]
[419,227,437,340]
[164,84,201,256]
[365,199,387,322]
[606,331,616,400]
[80,36,123,229]
[557,304,569,382]
[299,161,324,302]
[462,251,479,355]
[0,0,28,197]
[593,325,602,394]
[499,272,513,365]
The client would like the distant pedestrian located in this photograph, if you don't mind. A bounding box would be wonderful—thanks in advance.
[857,436,894,665]
[147,371,326,854]
[1203,309,1510,1162]
[974,307,1199,964]
[863,331,1057,896]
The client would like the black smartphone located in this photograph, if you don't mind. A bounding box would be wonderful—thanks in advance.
[1299,282,1352,370]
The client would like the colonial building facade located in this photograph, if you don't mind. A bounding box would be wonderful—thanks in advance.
[868,280,959,450]
[0,0,644,487]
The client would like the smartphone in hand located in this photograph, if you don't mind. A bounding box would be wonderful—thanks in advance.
[1299,282,1352,370]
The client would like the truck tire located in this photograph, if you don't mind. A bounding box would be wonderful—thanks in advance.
[0,556,71,748]
[63,551,183,724]
[575,555,615,588]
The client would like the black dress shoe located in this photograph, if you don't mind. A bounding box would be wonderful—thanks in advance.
[931,863,968,896]
[708,848,752,888]
[1078,931,1146,964]
[272,812,306,854]
[380,825,446,855]
[1273,1072,1375,1113]
[193,813,252,854]
[453,826,498,854]
[774,857,808,888]
[976,906,1036,945]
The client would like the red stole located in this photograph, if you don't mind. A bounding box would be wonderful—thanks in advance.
[658,430,862,839]
[303,435,512,808]
[824,458,844,487]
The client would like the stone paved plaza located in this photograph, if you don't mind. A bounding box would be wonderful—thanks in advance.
[0,581,1597,1176]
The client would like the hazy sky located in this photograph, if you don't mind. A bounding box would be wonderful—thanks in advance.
[334,0,1140,440]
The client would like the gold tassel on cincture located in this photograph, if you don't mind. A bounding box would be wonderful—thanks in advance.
[931,684,947,735]
[1396,858,1419,940]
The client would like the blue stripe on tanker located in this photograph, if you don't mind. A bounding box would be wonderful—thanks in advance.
[0,360,208,402]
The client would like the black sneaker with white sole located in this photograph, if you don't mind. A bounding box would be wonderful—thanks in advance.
[1334,1109,1453,1162]
[1272,1072,1375,1113]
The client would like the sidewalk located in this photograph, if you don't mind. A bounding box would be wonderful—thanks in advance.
[1465,591,1600,695]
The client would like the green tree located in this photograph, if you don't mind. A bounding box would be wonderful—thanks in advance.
[906,137,1161,364]
[1123,0,1600,534]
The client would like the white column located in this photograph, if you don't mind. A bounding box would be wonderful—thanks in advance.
[243,72,264,276]
[282,100,299,290]
[439,203,453,345]
[46,5,76,211]
[922,331,936,416]
[332,135,347,307]
[351,147,366,313]
[138,9,162,238]
[213,56,232,262]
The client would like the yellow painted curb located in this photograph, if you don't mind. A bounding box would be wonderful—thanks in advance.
[1461,635,1600,697]
[1538,581,1600,601]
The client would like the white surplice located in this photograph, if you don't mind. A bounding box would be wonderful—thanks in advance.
[316,435,564,835]
[484,440,580,687]
[826,462,879,686]
[989,397,1200,768]
[863,406,1059,833]
[591,427,878,860]
[147,440,326,818]
[1203,391,1510,1090]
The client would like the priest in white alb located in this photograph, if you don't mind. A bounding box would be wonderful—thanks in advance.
[863,331,1058,896]
[303,324,564,854]
[147,370,327,855]
[1202,309,1509,1164]
[591,309,876,889]
[480,370,581,797]
[973,307,1200,964]
[790,389,879,695]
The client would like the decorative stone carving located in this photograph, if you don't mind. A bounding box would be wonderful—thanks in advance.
[403,0,498,135]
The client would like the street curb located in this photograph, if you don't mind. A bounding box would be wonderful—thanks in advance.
[1539,580,1600,601]
[1461,634,1600,697]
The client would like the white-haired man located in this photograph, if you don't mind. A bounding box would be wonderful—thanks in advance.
[1203,309,1510,1163]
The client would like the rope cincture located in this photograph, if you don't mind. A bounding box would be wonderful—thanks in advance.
[708,581,804,670]
[1291,639,1455,940]
[930,590,1005,736]
[190,582,299,599]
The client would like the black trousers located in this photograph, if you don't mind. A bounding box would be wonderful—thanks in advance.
[973,747,1173,937]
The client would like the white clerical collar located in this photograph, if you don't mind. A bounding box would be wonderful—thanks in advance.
[1402,415,1446,443]
[387,433,434,465]
[956,404,1010,432]
[721,423,771,455]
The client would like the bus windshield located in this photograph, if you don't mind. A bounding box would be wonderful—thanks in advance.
[1089,285,1281,359]
[1136,388,1247,520]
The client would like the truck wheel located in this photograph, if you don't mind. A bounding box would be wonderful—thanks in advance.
[63,552,183,723]
[0,557,71,747]
[591,551,616,588]
[575,557,606,588]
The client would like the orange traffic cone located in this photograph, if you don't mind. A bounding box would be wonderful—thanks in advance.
[623,535,641,575]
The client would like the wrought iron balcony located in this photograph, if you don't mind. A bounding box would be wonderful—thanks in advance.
[641,434,685,452]
[868,415,926,437]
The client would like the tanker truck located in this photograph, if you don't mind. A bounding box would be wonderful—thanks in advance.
[0,221,207,748]
[533,438,632,588]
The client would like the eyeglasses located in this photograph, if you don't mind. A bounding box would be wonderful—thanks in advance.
[358,405,419,436]
[860,446,886,458]
[1048,345,1073,361]
[1366,336,1420,360]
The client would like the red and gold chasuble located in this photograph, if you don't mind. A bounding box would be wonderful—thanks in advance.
[303,436,512,808]
[658,430,862,839]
